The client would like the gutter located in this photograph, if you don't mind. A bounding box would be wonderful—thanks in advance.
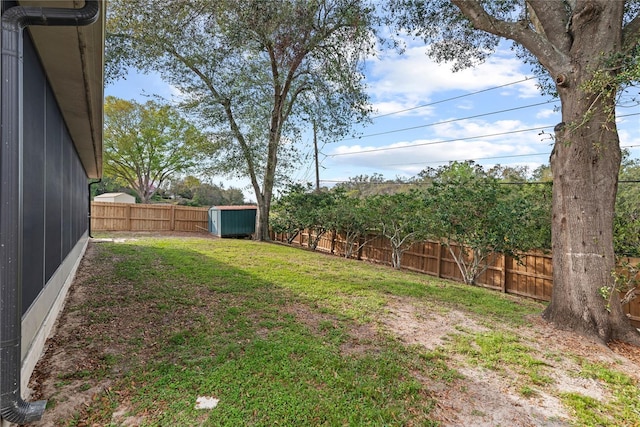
[0,1,100,423]
[88,179,101,238]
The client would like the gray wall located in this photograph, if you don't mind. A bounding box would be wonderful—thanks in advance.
[22,29,89,316]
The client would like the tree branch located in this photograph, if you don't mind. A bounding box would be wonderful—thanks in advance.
[622,13,640,52]
[450,0,568,73]
[526,0,572,52]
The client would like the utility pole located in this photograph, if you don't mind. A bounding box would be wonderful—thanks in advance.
[313,120,320,192]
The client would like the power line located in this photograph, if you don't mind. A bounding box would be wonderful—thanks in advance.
[384,151,552,167]
[312,143,640,187]
[371,74,546,119]
[341,100,554,141]
[328,112,640,157]
[317,179,640,185]
[328,125,551,157]
[381,144,640,167]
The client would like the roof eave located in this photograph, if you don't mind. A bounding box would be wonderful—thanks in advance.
[19,0,105,179]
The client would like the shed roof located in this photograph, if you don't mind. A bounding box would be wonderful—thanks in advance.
[19,0,105,179]
[95,192,131,198]
[211,205,258,211]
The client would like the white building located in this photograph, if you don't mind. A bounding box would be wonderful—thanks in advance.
[94,192,136,204]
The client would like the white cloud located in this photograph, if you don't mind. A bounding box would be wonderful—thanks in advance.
[365,45,539,112]
[428,119,553,148]
[456,100,475,110]
[329,133,548,176]
[371,100,435,117]
[536,108,558,119]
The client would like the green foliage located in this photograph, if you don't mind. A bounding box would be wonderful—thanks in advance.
[167,176,246,207]
[324,189,379,258]
[274,161,555,273]
[426,162,544,284]
[369,190,432,268]
[335,173,410,197]
[615,156,640,256]
[601,260,639,312]
[271,184,338,249]
[107,0,375,239]
[103,97,208,203]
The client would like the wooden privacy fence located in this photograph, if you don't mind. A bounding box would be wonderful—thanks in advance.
[272,230,640,328]
[91,202,209,232]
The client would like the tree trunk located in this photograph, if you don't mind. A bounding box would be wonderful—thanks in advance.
[447,0,639,344]
[391,246,402,269]
[543,83,639,345]
[254,196,271,241]
[533,2,639,345]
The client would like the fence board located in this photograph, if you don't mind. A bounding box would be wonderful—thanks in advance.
[271,230,640,328]
[619,257,640,326]
[91,202,209,232]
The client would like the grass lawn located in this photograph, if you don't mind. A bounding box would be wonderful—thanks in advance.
[30,234,640,427]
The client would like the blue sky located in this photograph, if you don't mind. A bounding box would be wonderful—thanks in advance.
[105,40,640,200]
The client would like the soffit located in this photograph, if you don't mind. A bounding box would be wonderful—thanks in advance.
[18,0,105,178]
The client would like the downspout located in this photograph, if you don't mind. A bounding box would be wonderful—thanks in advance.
[88,179,101,238]
[0,1,100,423]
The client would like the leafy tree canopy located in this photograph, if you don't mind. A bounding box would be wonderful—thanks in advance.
[369,190,432,269]
[103,97,208,203]
[106,0,375,239]
[426,161,543,284]
[167,176,247,207]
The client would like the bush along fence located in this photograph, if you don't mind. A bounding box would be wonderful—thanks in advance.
[91,202,210,232]
[271,229,640,328]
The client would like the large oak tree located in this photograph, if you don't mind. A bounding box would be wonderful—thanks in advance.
[390,0,640,344]
[107,0,374,240]
[104,97,206,203]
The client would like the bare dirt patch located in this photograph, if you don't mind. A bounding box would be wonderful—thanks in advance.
[380,296,640,427]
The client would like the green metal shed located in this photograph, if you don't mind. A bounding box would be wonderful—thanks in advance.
[208,205,257,238]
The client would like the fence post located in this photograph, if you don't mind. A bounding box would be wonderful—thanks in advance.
[421,242,427,273]
[501,254,507,293]
[170,205,176,231]
[125,204,131,231]
[436,242,442,278]
[357,235,364,260]
[330,230,336,255]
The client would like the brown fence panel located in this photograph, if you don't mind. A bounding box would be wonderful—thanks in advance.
[619,257,640,326]
[130,204,172,231]
[333,233,347,258]
[426,241,443,277]
[91,202,132,231]
[360,234,392,266]
[475,260,504,291]
[271,229,640,328]
[173,206,210,232]
[91,202,209,232]
[315,231,334,254]
[505,252,553,301]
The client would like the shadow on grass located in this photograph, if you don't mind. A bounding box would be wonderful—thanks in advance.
[34,237,448,426]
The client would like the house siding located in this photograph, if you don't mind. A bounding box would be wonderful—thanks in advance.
[17,19,90,396]
[0,1,103,422]
[22,30,89,316]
